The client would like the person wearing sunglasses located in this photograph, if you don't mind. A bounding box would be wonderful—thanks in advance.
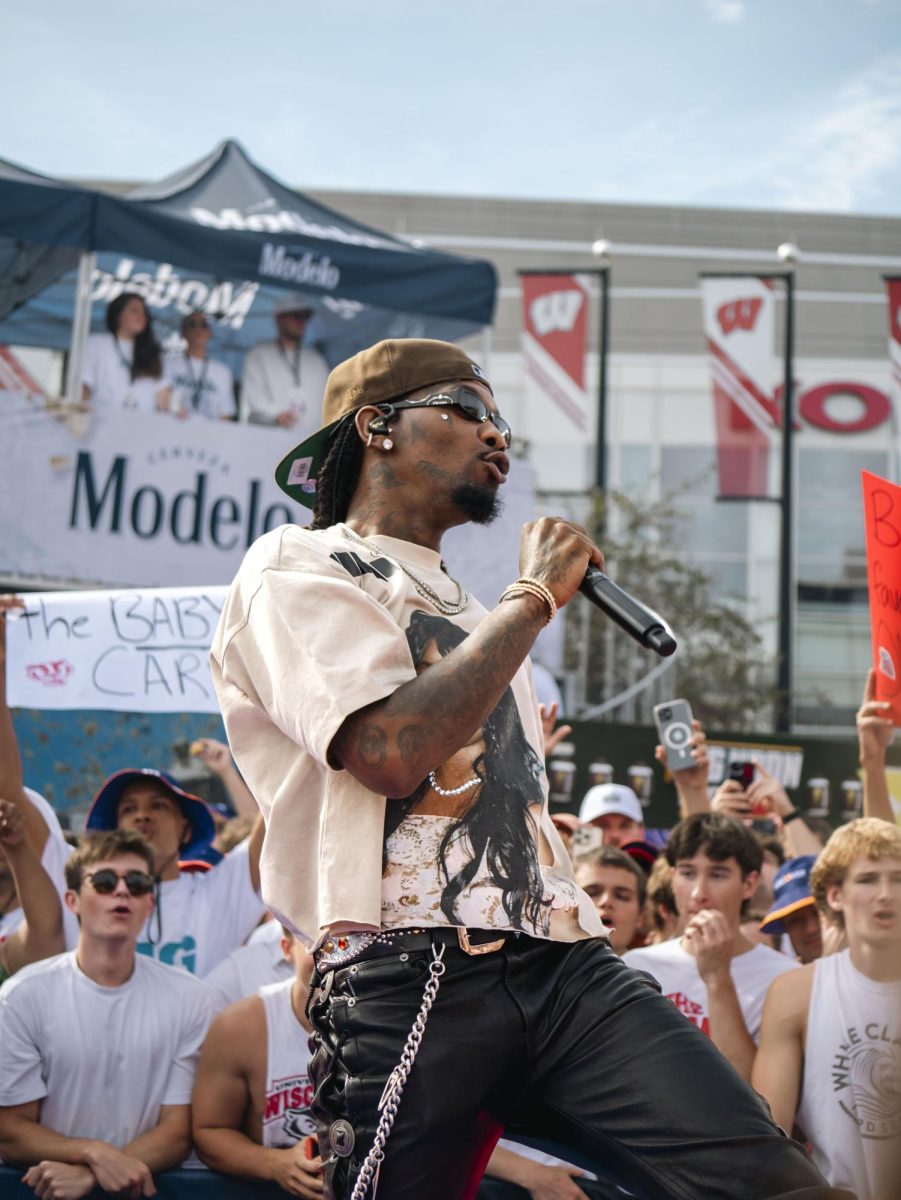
[0,830,214,1200]
[164,310,237,422]
[211,339,839,1200]
[85,768,266,978]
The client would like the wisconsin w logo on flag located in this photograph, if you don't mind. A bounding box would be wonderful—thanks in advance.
[701,277,779,498]
[521,273,590,434]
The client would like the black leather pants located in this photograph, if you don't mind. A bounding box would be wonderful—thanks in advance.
[308,933,850,1200]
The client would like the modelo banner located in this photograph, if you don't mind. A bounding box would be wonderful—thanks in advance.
[0,396,305,586]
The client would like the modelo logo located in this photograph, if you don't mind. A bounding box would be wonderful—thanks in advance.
[190,205,388,249]
[258,243,340,290]
[68,451,294,549]
[91,259,259,329]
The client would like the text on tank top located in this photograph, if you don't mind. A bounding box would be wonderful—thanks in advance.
[260,979,314,1149]
[795,949,901,1200]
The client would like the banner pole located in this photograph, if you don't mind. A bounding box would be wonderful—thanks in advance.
[64,251,96,408]
[776,268,796,733]
[595,264,610,498]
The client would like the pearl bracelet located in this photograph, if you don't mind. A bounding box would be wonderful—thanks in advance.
[499,577,557,624]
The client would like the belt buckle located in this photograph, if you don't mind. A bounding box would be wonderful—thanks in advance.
[457,927,506,956]
[316,931,378,970]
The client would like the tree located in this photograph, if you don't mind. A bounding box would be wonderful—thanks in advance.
[565,487,776,731]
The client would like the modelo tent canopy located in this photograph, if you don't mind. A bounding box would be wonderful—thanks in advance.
[0,140,497,370]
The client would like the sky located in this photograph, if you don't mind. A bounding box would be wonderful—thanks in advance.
[5,0,901,214]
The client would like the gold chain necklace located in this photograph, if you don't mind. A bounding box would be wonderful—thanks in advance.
[339,523,470,616]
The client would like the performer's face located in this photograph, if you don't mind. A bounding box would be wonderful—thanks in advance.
[391,379,509,525]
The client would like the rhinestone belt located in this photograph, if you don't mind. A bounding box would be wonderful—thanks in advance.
[315,926,509,971]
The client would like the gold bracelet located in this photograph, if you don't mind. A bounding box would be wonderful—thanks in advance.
[499,577,557,624]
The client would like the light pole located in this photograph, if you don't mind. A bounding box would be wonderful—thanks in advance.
[775,241,799,733]
[591,240,612,497]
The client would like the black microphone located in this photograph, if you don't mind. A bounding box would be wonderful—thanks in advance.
[579,565,677,658]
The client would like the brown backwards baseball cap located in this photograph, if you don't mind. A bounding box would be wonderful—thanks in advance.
[275,338,492,508]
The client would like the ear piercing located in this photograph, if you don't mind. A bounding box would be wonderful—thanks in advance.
[381,439,394,451]
[441,413,450,421]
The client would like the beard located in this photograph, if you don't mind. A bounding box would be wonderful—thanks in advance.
[450,482,504,525]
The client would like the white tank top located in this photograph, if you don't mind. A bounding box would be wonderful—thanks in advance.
[795,949,901,1200]
[260,978,315,1149]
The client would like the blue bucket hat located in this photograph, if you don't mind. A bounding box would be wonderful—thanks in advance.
[86,768,216,859]
[760,855,818,935]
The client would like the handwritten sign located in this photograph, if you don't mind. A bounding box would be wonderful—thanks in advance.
[863,470,901,726]
[6,587,227,714]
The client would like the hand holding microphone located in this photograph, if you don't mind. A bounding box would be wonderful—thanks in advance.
[517,518,676,658]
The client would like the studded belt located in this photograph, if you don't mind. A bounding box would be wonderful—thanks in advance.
[314,926,511,971]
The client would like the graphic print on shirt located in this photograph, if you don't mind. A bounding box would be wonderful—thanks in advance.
[668,991,710,1036]
[382,609,554,935]
[831,1023,901,1140]
[264,1073,315,1145]
[137,937,198,974]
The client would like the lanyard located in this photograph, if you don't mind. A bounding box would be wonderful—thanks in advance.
[278,341,302,388]
[111,334,134,378]
[183,355,210,411]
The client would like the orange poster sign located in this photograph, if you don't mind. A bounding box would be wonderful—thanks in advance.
[863,470,901,725]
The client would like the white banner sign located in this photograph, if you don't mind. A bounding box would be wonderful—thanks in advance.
[0,398,305,586]
[6,587,227,713]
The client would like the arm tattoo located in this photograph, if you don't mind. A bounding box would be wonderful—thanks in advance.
[357,724,388,768]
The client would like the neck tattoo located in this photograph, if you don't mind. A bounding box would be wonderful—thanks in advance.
[339,523,470,616]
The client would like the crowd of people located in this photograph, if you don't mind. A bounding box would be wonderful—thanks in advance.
[79,290,329,434]
[0,564,897,1198]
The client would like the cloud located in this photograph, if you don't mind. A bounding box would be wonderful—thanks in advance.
[704,0,746,22]
[770,55,901,210]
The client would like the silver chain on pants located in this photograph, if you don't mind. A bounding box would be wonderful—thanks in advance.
[348,942,447,1200]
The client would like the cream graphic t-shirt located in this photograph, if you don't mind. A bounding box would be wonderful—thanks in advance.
[212,522,608,944]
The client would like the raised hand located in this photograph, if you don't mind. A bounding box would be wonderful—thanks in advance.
[857,668,894,764]
[539,701,573,758]
[518,517,604,610]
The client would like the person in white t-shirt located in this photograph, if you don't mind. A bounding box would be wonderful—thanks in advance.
[753,819,901,1200]
[0,830,213,1199]
[165,310,236,421]
[240,292,329,432]
[204,914,293,1012]
[193,931,322,1195]
[81,292,171,414]
[85,767,266,976]
[624,812,799,1080]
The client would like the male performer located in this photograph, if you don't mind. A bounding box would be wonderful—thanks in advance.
[211,339,843,1200]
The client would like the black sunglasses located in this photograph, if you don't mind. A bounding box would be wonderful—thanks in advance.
[381,387,512,447]
[84,869,155,897]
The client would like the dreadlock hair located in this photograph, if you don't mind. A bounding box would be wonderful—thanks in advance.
[310,412,365,530]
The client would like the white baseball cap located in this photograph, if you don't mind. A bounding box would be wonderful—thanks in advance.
[274,291,317,316]
[579,783,644,826]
